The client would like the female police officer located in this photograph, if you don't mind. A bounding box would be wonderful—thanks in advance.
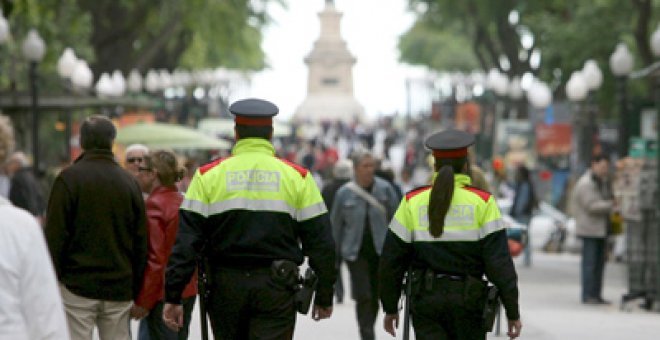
[379,129,522,339]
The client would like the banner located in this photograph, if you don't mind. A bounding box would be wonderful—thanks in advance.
[455,102,481,133]
[535,123,572,156]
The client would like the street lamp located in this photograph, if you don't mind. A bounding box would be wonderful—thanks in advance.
[57,48,77,79]
[95,73,114,98]
[527,78,552,109]
[0,10,10,48]
[650,22,660,314]
[110,70,126,97]
[57,48,78,161]
[145,69,160,93]
[566,71,589,172]
[581,60,604,164]
[71,59,93,90]
[127,69,143,93]
[22,29,46,176]
[609,44,634,157]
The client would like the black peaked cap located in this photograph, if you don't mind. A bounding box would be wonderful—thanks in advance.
[229,98,279,118]
[425,129,475,151]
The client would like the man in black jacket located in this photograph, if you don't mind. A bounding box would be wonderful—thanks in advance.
[45,115,148,340]
[6,151,45,219]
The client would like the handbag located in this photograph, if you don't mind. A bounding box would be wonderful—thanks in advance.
[609,212,623,235]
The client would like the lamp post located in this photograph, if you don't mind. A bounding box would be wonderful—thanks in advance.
[57,48,78,161]
[0,10,8,43]
[0,11,10,73]
[127,69,143,93]
[487,68,509,160]
[580,60,604,164]
[650,22,660,313]
[22,29,46,176]
[609,44,634,158]
[566,70,589,172]
[524,78,551,267]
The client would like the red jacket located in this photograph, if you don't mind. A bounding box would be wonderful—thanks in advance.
[135,185,197,310]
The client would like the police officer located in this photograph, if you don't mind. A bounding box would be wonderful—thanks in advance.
[162,98,337,339]
[379,129,522,340]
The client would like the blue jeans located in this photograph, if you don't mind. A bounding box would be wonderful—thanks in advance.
[580,237,606,301]
[513,215,532,267]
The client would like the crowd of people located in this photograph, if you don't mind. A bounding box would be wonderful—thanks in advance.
[0,102,520,340]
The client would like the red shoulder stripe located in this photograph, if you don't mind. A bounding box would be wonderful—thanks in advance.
[405,185,432,201]
[463,185,492,202]
[277,158,308,178]
[199,156,231,175]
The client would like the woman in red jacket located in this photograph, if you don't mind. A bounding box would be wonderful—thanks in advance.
[132,150,197,340]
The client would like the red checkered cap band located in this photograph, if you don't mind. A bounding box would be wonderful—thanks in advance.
[432,148,468,158]
[235,116,273,126]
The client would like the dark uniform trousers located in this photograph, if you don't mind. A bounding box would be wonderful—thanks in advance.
[411,277,486,340]
[207,267,296,340]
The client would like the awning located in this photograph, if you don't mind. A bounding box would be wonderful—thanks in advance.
[116,122,231,150]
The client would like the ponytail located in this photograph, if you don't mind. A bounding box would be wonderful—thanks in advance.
[428,165,454,237]
[428,157,467,237]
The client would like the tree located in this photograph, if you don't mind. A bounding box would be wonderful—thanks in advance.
[2,0,279,92]
[401,0,660,116]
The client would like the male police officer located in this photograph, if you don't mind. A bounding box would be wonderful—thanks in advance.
[163,98,336,339]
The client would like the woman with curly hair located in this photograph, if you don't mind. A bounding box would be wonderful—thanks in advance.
[132,149,197,340]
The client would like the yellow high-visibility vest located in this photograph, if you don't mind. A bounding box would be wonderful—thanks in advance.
[389,173,504,242]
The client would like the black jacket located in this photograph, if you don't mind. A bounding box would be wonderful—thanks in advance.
[9,167,45,216]
[45,149,148,301]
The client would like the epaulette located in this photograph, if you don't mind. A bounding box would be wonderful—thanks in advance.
[199,156,231,175]
[405,185,432,201]
[463,185,492,202]
[277,158,309,178]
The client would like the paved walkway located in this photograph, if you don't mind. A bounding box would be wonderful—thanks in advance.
[129,252,660,339]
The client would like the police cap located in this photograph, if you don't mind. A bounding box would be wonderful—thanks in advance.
[425,129,475,158]
[229,98,278,126]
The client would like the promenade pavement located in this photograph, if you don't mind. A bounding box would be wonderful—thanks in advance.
[129,252,660,339]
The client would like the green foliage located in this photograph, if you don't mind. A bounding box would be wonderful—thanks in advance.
[402,0,660,119]
[399,21,479,71]
[2,0,276,92]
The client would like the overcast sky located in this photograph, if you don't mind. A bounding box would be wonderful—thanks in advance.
[249,0,415,121]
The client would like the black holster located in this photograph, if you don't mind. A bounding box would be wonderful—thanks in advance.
[482,285,501,332]
[294,267,318,315]
[270,260,299,288]
[270,260,317,315]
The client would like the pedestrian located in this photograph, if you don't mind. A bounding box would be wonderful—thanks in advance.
[0,114,70,340]
[572,154,614,305]
[331,150,400,340]
[132,150,197,340]
[123,143,151,340]
[510,165,538,267]
[163,98,336,339]
[6,151,46,221]
[44,115,148,340]
[0,163,9,198]
[321,158,354,304]
[379,129,522,340]
[125,143,150,177]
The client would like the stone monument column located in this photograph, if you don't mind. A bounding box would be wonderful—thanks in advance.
[294,0,365,123]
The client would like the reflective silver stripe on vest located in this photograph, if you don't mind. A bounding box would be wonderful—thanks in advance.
[413,228,481,242]
[389,218,412,243]
[411,219,504,242]
[184,197,325,222]
[479,218,505,238]
[297,202,328,221]
[206,197,297,219]
[181,199,209,217]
